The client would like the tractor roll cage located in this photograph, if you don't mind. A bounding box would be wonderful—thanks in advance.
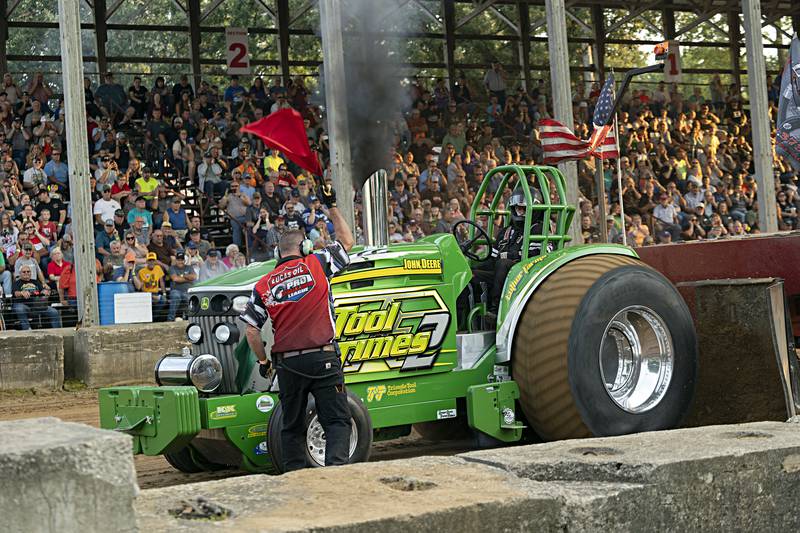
[468,165,576,262]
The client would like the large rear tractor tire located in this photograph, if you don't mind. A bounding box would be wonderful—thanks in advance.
[512,255,697,441]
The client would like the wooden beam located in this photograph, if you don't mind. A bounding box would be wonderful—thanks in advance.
[277,0,291,85]
[0,0,7,74]
[106,0,125,19]
[728,10,741,88]
[288,0,317,27]
[200,0,225,22]
[412,0,442,25]
[662,7,676,38]
[443,0,457,92]
[605,1,662,34]
[456,0,498,29]
[93,0,108,78]
[187,0,202,89]
[591,5,605,81]
[517,1,531,89]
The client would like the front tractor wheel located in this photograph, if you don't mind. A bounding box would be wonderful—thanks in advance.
[512,255,697,441]
[267,389,373,474]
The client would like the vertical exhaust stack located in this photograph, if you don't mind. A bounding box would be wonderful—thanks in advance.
[362,169,389,247]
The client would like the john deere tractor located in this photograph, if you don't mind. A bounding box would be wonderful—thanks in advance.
[99,165,697,474]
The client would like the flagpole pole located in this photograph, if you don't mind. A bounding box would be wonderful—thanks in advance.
[595,156,607,243]
[614,114,627,246]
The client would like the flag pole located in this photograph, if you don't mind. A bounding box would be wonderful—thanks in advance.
[614,113,627,246]
[594,156,607,243]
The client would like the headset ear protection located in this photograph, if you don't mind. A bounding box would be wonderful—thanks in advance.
[275,238,313,259]
[300,238,313,256]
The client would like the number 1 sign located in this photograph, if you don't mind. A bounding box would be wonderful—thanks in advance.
[663,41,682,83]
[226,27,251,75]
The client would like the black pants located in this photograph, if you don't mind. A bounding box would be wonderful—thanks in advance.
[276,350,351,472]
[472,257,516,312]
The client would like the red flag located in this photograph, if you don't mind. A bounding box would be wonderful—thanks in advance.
[241,109,323,177]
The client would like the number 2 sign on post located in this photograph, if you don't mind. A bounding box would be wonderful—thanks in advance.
[663,41,682,83]
[225,27,251,75]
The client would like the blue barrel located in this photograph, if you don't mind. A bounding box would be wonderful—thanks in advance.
[98,282,132,325]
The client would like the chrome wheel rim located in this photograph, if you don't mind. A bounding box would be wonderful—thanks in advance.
[599,306,674,413]
[306,415,358,467]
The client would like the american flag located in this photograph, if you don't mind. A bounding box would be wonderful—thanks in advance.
[538,75,619,164]
[588,75,619,160]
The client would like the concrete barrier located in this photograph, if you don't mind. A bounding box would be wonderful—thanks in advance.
[73,322,188,388]
[135,421,800,532]
[0,417,137,533]
[0,330,64,390]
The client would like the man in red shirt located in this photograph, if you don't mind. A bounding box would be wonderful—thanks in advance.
[241,184,353,472]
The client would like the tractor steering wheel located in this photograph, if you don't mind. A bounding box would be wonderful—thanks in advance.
[453,219,492,262]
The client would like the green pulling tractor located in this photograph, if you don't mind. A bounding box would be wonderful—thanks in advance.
[99,165,697,474]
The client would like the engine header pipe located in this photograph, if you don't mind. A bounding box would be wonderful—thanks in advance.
[362,169,389,247]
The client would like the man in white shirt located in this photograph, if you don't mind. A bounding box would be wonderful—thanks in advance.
[653,193,681,242]
[93,185,122,225]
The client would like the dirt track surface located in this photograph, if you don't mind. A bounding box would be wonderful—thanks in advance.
[0,389,474,489]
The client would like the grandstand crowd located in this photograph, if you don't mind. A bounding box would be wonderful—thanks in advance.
[0,65,796,329]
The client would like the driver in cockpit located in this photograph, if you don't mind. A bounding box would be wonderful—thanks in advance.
[475,187,547,314]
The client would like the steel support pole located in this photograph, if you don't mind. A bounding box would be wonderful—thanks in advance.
[594,158,607,243]
[728,11,741,88]
[277,0,291,86]
[793,15,800,38]
[319,0,354,230]
[443,0,457,93]
[93,0,108,79]
[517,2,532,90]
[662,8,676,40]
[58,0,98,325]
[0,0,8,75]
[187,0,202,90]
[545,0,581,246]
[590,5,605,81]
[741,0,777,233]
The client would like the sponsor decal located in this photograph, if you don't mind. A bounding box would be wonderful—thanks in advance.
[254,441,268,455]
[255,395,275,413]
[366,385,386,402]
[402,258,442,273]
[504,255,547,301]
[334,290,450,373]
[367,382,417,402]
[436,408,457,420]
[247,424,267,439]
[210,404,237,421]
[266,262,315,304]
[200,296,210,310]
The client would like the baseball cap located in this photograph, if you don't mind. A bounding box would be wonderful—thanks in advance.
[124,251,136,262]
[290,189,299,197]
[207,249,220,257]
[176,251,185,260]
[104,219,114,226]
[146,252,157,260]
[102,184,111,192]
[162,221,172,227]
[309,195,319,202]
[189,228,200,235]
[114,209,125,217]
[187,241,198,249]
